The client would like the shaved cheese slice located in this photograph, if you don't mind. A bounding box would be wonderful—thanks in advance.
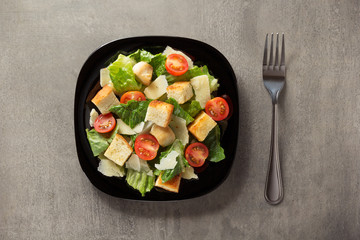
[163,46,194,69]
[139,159,152,173]
[155,151,179,170]
[169,115,189,145]
[117,119,136,135]
[190,75,211,108]
[97,154,125,177]
[100,68,114,88]
[89,109,98,127]
[144,75,168,99]
[182,166,198,180]
[132,122,145,133]
[125,154,141,172]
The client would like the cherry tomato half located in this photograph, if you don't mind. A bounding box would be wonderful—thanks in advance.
[120,91,146,104]
[134,134,160,160]
[165,54,189,76]
[185,143,209,167]
[220,94,233,120]
[94,113,116,133]
[205,97,230,121]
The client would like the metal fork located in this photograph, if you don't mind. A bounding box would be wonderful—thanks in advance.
[263,33,285,205]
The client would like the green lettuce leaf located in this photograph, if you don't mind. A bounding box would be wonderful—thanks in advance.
[107,54,142,94]
[166,65,219,92]
[182,100,203,117]
[109,100,150,128]
[149,53,167,77]
[126,169,155,197]
[203,125,225,162]
[128,49,155,63]
[160,140,187,183]
[165,98,194,125]
[86,129,109,156]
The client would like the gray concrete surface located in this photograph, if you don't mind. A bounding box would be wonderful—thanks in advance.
[1,0,360,239]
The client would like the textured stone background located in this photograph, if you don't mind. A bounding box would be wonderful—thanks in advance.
[1,0,359,239]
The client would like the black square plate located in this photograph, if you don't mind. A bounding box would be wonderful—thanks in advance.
[74,36,239,201]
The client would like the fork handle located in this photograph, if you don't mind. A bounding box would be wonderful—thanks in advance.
[264,103,284,205]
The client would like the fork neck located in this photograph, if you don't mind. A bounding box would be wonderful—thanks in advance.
[268,91,280,104]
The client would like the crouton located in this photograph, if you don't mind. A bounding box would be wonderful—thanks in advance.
[150,124,175,147]
[91,85,120,114]
[155,173,181,193]
[145,100,174,127]
[187,111,217,141]
[190,75,211,108]
[104,134,133,166]
[144,75,168,99]
[166,81,194,104]
[132,61,153,86]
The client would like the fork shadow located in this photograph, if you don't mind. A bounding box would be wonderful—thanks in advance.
[96,73,252,217]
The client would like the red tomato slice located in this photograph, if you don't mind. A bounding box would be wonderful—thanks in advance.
[185,143,209,167]
[165,54,189,76]
[94,113,116,133]
[134,134,160,160]
[205,97,230,121]
[120,91,146,104]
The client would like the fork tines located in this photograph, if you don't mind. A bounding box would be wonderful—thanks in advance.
[263,33,285,71]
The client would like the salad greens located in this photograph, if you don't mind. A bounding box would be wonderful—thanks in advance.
[182,100,202,118]
[203,125,225,162]
[85,46,230,197]
[108,54,142,94]
[109,100,150,128]
[165,98,194,125]
[126,169,155,197]
[86,129,110,156]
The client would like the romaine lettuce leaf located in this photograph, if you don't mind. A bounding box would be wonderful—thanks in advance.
[126,168,155,196]
[182,100,203,118]
[203,125,225,162]
[109,100,150,128]
[128,49,155,63]
[107,54,142,94]
[86,129,109,156]
[160,140,188,182]
[165,98,194,125]
[149,53,167,77]
[166,65,219,92]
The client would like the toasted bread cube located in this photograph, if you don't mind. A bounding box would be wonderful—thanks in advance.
[155,173,181,193]
[132,61,153,86]
[91,85,120,114]
[150,124,175,147]
[188,111,217,141]
[166,81,194,104]
[145,100,174,127]
[104,134,133,166]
